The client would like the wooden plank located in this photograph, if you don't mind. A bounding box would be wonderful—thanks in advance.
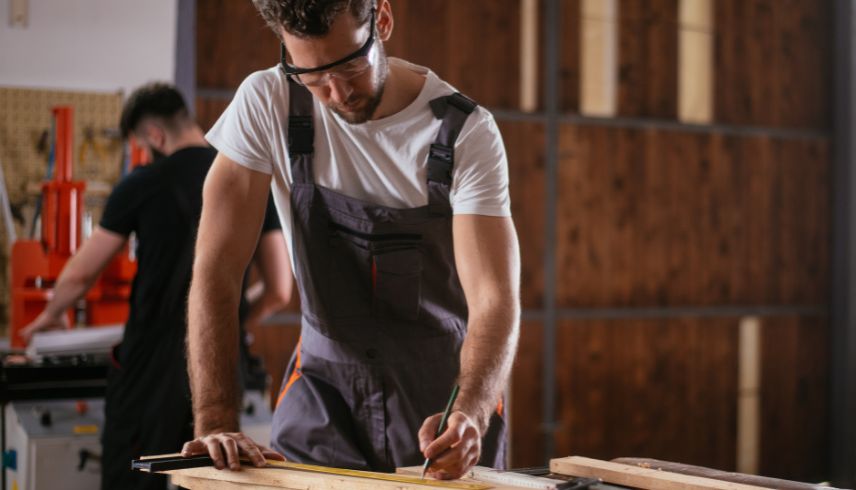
[195,97,230,132]
[171,474,280,490]
[550,457,769,490]
[384,0,448,83]
[196,0,279,90]
[554,318,739,469]
[736,316,761,474]
[580,0,618,116]
[713,0,831,129]
[385,0,521,109]
[509,322,544,467]
[165,466,449,490]
[612,458,824,490]
[560,0,581,112]
[617,0,679,118]
[758,316,828,482]
[771,0,832,129]
[678,0,713,123]
[713,0,775,127]
[446,0,521,109]
[519,0,539,112]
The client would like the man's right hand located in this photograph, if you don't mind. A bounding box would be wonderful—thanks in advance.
[181,432,285,471]
[20,312,70,344]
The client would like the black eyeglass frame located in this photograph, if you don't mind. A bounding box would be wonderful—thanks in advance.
[279,9,376,77]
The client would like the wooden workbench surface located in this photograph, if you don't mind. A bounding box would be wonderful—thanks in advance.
[166,465,523,490]
[160,456,813,490]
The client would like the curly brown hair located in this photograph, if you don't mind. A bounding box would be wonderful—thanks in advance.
[252,0,374,38]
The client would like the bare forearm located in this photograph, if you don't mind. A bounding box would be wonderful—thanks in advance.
[244,291,287,330]
[43,272,92,318]
[455,301,520,433]
[187,265,243,436]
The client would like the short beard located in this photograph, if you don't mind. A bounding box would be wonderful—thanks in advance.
[331,47,389,124]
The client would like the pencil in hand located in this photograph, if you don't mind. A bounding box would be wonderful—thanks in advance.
[420,384,460,479]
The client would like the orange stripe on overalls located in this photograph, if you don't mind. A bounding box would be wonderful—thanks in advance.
[276,338,302,408]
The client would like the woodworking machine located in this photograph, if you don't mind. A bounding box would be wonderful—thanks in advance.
[9,106,137,349]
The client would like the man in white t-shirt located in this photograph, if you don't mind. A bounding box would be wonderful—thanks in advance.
[181,0,520,480]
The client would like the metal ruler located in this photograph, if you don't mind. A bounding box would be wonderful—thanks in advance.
[134,454,491,490]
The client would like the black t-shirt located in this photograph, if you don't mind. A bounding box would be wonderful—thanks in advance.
[100,147,216,387]
[99,146,281,412]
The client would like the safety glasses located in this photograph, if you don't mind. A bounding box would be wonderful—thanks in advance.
[280,9,377,88]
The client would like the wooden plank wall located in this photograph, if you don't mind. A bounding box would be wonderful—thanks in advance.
[195,0,832,482]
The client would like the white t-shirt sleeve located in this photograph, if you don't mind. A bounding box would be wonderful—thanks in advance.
[449,110,511,217]
[206,71,279,175]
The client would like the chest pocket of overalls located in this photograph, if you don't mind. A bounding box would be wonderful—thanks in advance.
[327,222,423,322]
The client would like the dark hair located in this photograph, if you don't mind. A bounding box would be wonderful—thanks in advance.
[252,0,373,38]
[120,83,189,138]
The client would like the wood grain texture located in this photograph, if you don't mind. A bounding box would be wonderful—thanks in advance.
[510,322,545,467]
[678,0,713,123]
[196,0,279,90]
[714,0,831,129]
[580,0,618,116]
[553,318,739,470]
[165,464,492,490]
[550,457,769,490]
[617,0,679,118]
[556,125,830,307]
[384,0,522,109]
[498,121,546,309]
[758,316,828,482]
[195,97,231,132]
[560,0,581,112]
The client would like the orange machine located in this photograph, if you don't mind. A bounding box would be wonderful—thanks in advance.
[10,107,138,348]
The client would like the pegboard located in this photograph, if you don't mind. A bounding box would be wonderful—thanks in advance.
[0,87,125,333]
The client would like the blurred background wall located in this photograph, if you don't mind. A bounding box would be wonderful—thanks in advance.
[0,0,177,94]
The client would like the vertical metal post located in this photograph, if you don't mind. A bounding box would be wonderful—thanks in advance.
[831,0,856,486]
[175,0,197,113]
[542,0,561,462]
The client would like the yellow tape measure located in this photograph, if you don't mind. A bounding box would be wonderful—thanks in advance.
[142,453,491,489]
[264,459,492,490]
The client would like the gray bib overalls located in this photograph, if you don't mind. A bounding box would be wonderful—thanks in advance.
[270,82,507,471]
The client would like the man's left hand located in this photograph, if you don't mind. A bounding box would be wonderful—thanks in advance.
[417,411,481,480]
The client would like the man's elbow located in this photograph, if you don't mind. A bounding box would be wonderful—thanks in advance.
[471,289,520,324]
[266,284,293,311]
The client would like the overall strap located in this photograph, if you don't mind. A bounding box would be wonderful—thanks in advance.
[426,92,478,215]
[287,80,315,185]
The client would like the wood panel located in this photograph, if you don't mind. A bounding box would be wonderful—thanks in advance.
[195,97,231,132]
[714,0,831,129]
[758,316,828,482]
[560,0,581,112]
[556,125,830,307]
[383,1,448,81]
[385,0,521,109]
[510,322,545,467]
[554,317,739,470]
[617,0,679,118]
[196,0,280,90]
[499,121,545,309]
